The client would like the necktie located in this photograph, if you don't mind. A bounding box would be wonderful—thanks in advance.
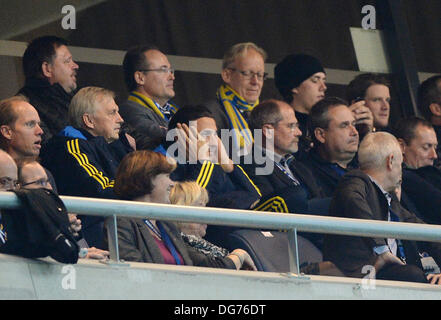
[279,155,300,186]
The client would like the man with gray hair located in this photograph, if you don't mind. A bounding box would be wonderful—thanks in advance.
[41,86,133,248]
[323,132,441,284]
[205,42,267,157]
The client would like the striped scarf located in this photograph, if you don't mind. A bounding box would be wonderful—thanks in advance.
[216,84,257,150]
[128,91,178,121]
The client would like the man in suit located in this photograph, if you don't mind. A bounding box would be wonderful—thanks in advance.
[242,99,329,249]
[324,131,441,284]
[394,116,441,225]
[120,45,177,151]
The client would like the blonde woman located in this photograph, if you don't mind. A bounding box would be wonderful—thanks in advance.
[170,181,230,259]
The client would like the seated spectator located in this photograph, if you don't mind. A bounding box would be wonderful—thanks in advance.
[167,105,261,210]
[274,54,327,155]
[299,97,359,197]
[394,117,441,224]
[110,150,256,270]
[0,150,19,245]
[204,42,267,157]
[244,99,326,205]
[17,159,109,260]
[243,99,329,249]
[417,75,441,168]
[41,86,134,248]
[120,45,178,152]
[170,181,230,259]
[18,36,79,144]
[0,95,59,192]
[324,132,441,284]
[346,73,391,134]
[274,54,372,156]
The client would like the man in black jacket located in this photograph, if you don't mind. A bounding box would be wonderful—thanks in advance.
[242,99,329,249]
[18,36,79,144]
[299,97,360,197]
[394,116,441,225]
[324,131,441,284]
[41,86,134,248]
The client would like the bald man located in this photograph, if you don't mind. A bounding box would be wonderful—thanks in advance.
[324,132,441,284]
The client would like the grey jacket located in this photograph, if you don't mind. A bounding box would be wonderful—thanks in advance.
[118,99,168,150]
[114,217,236,269]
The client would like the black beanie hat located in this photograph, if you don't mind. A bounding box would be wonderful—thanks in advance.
[274,54,325,98]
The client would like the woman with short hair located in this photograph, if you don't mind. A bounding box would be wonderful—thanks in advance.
[112,150,256,270]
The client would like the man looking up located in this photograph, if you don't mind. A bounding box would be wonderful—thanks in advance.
[120,45,177,151]
[205,42,267,157]
[18,36,79,144]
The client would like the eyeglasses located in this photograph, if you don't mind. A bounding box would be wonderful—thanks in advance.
[227,68,268,81]
[139,66,175,75]
[0,177,20,191]
[21,178,51,189]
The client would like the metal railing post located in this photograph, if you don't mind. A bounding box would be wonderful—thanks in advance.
[104,214,129,266]
[288,228,300,276]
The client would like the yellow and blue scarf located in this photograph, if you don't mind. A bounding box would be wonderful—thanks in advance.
[128,91,178,121]
[216,84,257,149]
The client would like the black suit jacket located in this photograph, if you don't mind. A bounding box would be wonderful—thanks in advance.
[299,148,351,198]
[324,170,441,278]
[240,147,324,201]
[401,166,441,225]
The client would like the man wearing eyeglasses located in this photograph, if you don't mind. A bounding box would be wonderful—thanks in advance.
[205,42,267,159]
[0,150,19,245]
[120,45,178,152]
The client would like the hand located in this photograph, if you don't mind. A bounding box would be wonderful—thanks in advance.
[349,100,374,135]
[125,133,136,150]
[427,273,441,285]
[84,247,110,260]
[176,123,210,162]
[228,249,257,271]
[216,136,234,173]
[374,251,405,272]
[68,213,82,237]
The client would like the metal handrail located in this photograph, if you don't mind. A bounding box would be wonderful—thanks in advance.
[1,191,441,274]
